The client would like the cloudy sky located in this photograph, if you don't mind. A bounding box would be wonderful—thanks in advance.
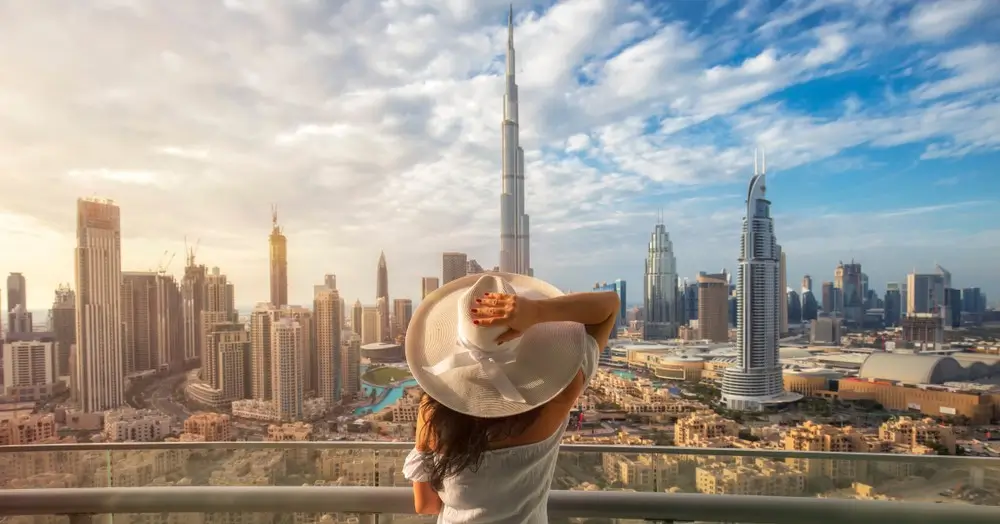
[1,0,998,310]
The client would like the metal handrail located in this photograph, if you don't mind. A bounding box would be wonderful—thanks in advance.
[0,486,998,524]
[2,440,997,466]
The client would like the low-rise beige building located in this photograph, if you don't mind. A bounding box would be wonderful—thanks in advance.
[696,458,806,496]
[183,412,233,441]
[879,416,956,455]
[675,411,740,446]
[0,413,56,445]
[103,408,171,442]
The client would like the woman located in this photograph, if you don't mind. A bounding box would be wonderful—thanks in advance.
[403,273,619,523]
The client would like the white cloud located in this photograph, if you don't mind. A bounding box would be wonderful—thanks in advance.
[906,0,994,41]
[914,43,1000,101]
[0,0,996,308]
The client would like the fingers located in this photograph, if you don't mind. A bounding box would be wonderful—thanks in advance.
[475,293,514,307]
[471,305,508,316]
[470,293,516,327]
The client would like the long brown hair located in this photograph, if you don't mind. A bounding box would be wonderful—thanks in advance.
[419,393,542,490]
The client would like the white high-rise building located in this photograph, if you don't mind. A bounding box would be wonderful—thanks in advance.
[73,198,125,412]
[270,317,302,421]
[722,152,799,411]
[2,337,56,392]
[249,303,281,401]
[499,7,531,276]
[643,221,679,340]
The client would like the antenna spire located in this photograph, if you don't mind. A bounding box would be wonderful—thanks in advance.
[753,148,758,175]
[271,204,278,227]
[508,4,514,47]
[762,148,766,174]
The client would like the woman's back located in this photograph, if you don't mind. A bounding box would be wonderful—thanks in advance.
[404,330,599,523]
[435,425,565,523]
[402,273,618,523]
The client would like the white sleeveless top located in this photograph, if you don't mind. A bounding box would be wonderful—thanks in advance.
[403,333,600,524]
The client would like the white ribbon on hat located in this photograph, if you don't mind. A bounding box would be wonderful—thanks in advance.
[422,333,527,404]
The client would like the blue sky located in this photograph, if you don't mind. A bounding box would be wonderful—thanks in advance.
[532,0,1000,300]
[0,0,998,308]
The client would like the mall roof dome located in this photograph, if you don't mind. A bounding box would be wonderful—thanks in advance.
[858,353,966,384]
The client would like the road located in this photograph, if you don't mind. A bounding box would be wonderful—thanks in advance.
[148,373,191,420]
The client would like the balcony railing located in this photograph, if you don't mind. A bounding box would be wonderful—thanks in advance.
[1,442,998,523]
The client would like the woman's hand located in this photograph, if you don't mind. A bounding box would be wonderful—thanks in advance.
[470,292,542,343]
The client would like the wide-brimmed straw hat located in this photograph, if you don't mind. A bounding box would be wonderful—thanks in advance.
[406,272,585,418]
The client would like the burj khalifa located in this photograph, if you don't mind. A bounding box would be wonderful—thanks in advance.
[499,6,532,276]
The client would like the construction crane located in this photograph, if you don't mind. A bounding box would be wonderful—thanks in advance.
[148,250,167,272]
[157,251,176,274]
[184,236,201,267]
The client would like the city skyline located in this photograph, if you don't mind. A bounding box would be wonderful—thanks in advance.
[1,1,999,308]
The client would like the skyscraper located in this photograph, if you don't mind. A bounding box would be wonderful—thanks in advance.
[778,248,787,334]
[121,272,158,374]
[907,272,946,316]
[201,267,237,387]
[6,272,26,329]
[499,7,531,276]
[593,280,627,337]
[361,306,379,345]
[834,261,864,324]
[722,152,791,411]
[697,272,729,343]
[801,289,819,322]
[421,277,440,299]
[935,264,952,289]
[73,198,125,412]
[467,259,486,275]
[181,249,207,364]
[821,281,840,315]
[884,282,902,327]
[314,285,342,404]
[7,305,32,334]
[50,285,75,378]
[393,298,414,339]
[643,220,679,340]
[249,303,281,400]
[209,323,250,401]
[442,252,468,285]
[269,206,288,307]
[801,275,812,294]
[155,274,184,373]
[270,317,303,421]
[343,334,361,398]
[376,251,390,341]
[682,279,698,325]
[351,300,363,337]
[787,290,802,324]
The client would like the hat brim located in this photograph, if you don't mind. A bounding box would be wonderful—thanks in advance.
[406,272,586,418]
